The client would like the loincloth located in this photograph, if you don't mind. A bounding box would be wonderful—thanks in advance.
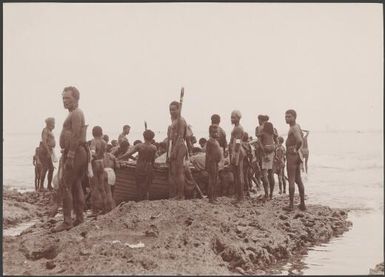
[262,151,275,170]
[104,168,116,186]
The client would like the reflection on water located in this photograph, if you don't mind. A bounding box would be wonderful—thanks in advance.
[279,212,383,275]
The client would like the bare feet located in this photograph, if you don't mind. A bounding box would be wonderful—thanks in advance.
[73,218,84,227]
[282,205,294,212]
[51,222,73,233]
[298,203,306,211]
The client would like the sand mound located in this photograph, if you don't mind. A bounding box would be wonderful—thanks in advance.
[3,195,351,275]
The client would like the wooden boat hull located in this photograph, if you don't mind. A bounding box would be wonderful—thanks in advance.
[113,165,170,204]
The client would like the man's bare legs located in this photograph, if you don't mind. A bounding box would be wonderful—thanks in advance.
[171,144,187,200]
[233,159,245,202]
[261,169,269,199]
[284,155,305,211]
[268,169,275,198]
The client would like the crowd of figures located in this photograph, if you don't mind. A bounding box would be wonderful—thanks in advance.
[33,86,310,233]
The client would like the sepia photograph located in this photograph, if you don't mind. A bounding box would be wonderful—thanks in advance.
[2,2,383,275]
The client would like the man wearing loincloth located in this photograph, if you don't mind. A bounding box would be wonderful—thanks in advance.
[167,101,192,200]
[259,121,276,200]
[283,109,306,211]
[229,110,246,202]
[52,86,88,232]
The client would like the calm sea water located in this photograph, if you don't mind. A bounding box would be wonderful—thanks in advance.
[2,130,383,274]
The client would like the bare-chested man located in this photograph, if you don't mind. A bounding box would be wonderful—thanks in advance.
[255,114,269,137]
[118,125,130,146]
[211,114,227,168]
[52,86,88,232]
[167,101,192,200]
[229,110,246,202]
[259,121,276,200]
[283,109,306,211]
[90,126,112,214]
[39,117,56,191]
[118,130,157,201]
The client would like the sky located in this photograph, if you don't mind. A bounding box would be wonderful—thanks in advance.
[3,3,383,141]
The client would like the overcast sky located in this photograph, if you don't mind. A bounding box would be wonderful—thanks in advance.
[3,3,383,140]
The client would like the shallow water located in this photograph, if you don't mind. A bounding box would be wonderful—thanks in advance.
[3,130,384,274]
[3,220,39,237]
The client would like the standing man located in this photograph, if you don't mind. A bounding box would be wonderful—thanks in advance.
[211,114,227,158]
[53,86,88,232]
[255,114,268,137]
[39,117,56,191]
[167,101,191,200]
[118,125,130,146]
[284,109,306,211]
[259,122,276,200]
[229,110,246,203]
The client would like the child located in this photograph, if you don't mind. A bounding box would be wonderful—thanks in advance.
[33,146,42,191]
[205,125,222,204]
[274,136,286,194]
[242,132,253,196]
[103,147,118,200]
[118,129,157,201]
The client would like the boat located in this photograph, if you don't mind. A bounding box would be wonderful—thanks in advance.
[112,158,205,205]
[112,161,171,204]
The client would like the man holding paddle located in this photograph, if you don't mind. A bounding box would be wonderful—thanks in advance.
[166,88,192,200]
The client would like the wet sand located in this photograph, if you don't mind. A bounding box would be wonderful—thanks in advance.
[3,190,352,275]
[3,189,54,229]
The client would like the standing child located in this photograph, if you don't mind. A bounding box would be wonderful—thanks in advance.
[274,136,286,194]
[33,146,42,191]
[242,132,252,196]
[103,146,118,204]
[118,129,157,201]
[205,125,222,204]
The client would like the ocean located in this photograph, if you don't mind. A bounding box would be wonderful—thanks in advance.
[2,130,383,274]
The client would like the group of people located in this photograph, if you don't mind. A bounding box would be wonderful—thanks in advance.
[34,86,310,233]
